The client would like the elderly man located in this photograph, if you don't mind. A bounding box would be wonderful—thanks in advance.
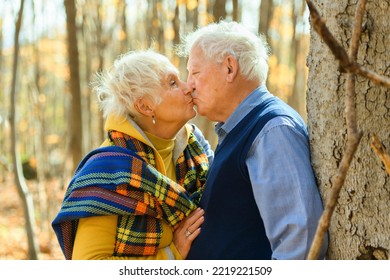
[178,21,328,260]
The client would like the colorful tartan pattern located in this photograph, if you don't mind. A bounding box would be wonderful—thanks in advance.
[52,129,208,259]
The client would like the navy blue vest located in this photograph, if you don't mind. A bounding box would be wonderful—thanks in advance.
[187,96,302,260]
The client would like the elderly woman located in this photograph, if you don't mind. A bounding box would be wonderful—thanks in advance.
[52,50,213,260]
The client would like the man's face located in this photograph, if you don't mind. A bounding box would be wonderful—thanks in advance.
[187,46,226,121]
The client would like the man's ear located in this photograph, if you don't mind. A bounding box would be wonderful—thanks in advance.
[225,55,239,82]
[134,97,155,117]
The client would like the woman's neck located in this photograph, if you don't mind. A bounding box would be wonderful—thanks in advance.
[136,117,184,139]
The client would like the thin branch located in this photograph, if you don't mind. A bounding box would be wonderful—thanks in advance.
[9,0,40,260]
[306,0,390,88]
[370,134,390,176]
[349,0,367,60]
[306,0,366,260]
[354,66,390,88]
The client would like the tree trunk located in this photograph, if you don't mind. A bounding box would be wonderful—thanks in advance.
[64,0,83,172]
[173,1,187,75]
[0,13,6,180]
[232,0,239,21]
[157,1,165,54]
[146,0,161,50]
[258,0,273,36]
[192,0,199,30]
[307,0,390,259]
[9,0,39,260]
[119,0,128,54]
[80,7,92,152]
[213,0,226,21]
[31,0,49,233]
[94,0,105,144]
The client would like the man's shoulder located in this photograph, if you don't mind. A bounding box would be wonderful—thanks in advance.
[259,115,308,139]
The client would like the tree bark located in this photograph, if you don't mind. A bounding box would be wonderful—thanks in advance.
[64,0,83,172]
[307,0,390,259]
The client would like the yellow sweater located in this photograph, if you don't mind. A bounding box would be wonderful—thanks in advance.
[72,115,192,260]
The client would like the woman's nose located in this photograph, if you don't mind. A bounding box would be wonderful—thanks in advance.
[181,80,193,96]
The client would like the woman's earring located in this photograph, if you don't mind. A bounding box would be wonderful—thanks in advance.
[152,115,156,125]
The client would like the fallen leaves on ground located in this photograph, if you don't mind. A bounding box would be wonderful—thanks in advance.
[0,173,66,260]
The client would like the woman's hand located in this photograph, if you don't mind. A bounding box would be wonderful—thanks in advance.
[173,207,205,259]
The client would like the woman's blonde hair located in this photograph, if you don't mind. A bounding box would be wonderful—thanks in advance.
[93,50,178,119]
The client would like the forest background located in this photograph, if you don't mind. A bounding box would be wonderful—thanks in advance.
[1,0,388,260]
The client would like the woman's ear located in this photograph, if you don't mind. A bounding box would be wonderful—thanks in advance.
[134,97,154,117]
[225,55,239,82]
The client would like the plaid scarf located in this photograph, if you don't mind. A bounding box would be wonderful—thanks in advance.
[52,129,208,259]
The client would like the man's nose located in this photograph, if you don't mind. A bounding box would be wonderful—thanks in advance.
[187,72,194,83]
[186,76,195,91]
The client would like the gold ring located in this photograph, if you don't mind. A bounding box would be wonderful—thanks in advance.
[185,229,192,237]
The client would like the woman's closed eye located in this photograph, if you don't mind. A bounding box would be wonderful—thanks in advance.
[169,79,178,87]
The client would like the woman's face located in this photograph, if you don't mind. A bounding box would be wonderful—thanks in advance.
[153,71,196,128]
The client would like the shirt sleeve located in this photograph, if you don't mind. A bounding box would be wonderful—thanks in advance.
[247,117,328,260]
[191,123,214,165]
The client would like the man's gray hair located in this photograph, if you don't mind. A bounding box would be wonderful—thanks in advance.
[177,21,270,84]
[93,50,178,119]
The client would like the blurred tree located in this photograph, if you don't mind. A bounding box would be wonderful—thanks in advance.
[0,16,5,180]
[146,0,160,50]
[119,0,128,54]
[64,0,83,172]
[9,0,40,260]
[287,0,307,119]
[30,0,50,233]
[232,0,239,21]
[258,0,273,36]
[80,0,106,147]
[213,0,226,21]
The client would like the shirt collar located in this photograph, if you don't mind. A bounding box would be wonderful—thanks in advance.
[215,85,272,143]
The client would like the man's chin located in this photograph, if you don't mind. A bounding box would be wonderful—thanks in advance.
[193,105,207,117]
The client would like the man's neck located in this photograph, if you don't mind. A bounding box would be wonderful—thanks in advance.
[218,79,260,122]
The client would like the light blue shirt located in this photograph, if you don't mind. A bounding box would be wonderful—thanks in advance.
[192,124,214,165]
[215,85,328,259]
